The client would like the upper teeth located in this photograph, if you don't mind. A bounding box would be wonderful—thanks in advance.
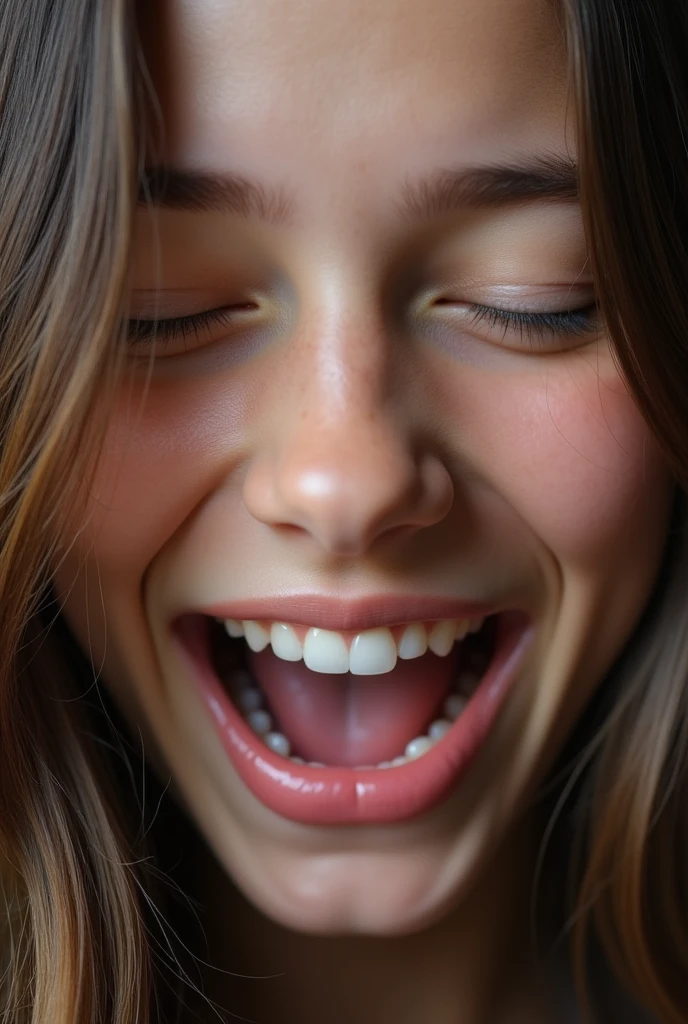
[222,616,484,675]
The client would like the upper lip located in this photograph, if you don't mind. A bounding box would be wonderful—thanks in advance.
[188,594,502,632]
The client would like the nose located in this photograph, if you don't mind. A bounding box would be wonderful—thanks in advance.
[242,318,454,556]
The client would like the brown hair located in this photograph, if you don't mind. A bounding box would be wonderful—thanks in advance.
[0,1,153,1021]
[561,2,688,1020]
[1,0,688,1021]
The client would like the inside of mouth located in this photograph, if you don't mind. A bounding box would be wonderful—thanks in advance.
[207,617,497,769]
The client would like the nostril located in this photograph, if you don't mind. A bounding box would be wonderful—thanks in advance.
[242,427,454,555]
[377,523,417,546]
[271,522,309,539]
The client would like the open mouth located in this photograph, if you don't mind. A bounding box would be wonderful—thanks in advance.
[210,615,494,767]
[173,607,533,825]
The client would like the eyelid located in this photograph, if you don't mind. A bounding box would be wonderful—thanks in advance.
[467,301,598,329]
[126,304,256,345]
[433,280,596,308]
[459,301,601,350]
[125,291,600,355]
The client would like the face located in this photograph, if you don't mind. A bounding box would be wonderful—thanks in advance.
[54,0,673,935]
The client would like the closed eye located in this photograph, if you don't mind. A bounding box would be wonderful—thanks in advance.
[463,302,600,341]
[126,304,257,345]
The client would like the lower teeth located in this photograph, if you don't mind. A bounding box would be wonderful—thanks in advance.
[229,668,478,769]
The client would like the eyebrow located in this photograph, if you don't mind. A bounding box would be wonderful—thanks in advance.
[138,167,294,225]
[138,155,578,225]
[396,155,578,221]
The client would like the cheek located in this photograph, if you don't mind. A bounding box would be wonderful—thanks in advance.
[79,374,249,569]
[68,351,670,587]
[471,354,671,568]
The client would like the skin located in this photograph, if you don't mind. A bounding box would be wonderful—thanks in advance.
[52,0,674,1020]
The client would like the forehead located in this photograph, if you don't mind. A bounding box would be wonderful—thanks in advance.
[141,0,571,180]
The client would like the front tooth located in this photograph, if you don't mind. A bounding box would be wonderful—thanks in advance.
[428,620,457,656]
[224,618,244,638]
[303,628,349,673]
[270,623,303,662]
[405,736,434,760]
[349,628,397,675]
[243,620,270,652]
[398,623,428,660]
[468,616,484,633]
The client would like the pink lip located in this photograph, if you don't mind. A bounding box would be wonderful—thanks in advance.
[197,594,495,631]
[174,609,533,826]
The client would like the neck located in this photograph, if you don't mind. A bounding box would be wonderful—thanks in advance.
[193,808,563,1024]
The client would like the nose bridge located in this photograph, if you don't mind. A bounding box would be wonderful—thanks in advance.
[300,304,389,433]
[290,323,405,501]
[242,302,454,555]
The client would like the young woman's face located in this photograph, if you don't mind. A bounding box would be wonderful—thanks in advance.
[54,0,673,934]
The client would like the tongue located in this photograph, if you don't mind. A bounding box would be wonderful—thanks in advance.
[246,648,458,767]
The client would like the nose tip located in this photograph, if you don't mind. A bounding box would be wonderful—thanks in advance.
[243,424,454,556]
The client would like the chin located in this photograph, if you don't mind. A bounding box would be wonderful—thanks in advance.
[233,861,458,936]
[205,806,490,937]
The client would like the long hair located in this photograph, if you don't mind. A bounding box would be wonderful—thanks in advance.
[0,1,154,1021]
[1,1,688,1021]
[561,2,688,1020]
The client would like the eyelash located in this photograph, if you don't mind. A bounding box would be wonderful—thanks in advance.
[127,307,238,344]
[126,302,599,347]
[465,303,600,342]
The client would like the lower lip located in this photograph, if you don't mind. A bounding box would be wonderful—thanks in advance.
[175,611,532,826]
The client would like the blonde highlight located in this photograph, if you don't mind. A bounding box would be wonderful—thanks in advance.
[1,1,688,1022]
[0,1,156,1021]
